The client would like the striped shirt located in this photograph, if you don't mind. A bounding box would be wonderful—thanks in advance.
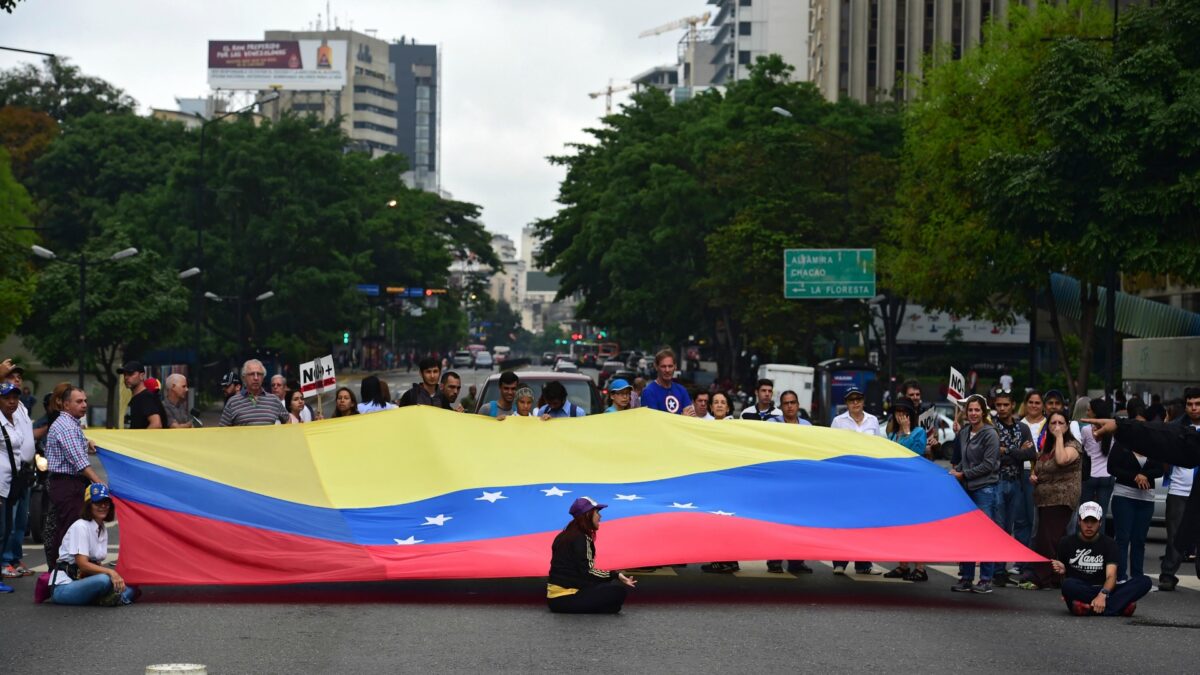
[219,390,289,427]
[46,412,90,474]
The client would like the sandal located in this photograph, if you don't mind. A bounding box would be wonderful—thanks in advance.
[905,569,929,582]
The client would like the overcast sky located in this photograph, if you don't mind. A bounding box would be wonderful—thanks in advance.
[1,0,702,253]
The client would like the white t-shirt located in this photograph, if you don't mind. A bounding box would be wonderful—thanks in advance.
[831,410,883,436]
[0,408,35,498]
[1113,454,1155,502]
[1171,424,1200,497]
[357,401,397,414]
[51,518,109,586]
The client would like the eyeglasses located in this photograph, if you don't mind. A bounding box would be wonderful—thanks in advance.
[244,372,265,378]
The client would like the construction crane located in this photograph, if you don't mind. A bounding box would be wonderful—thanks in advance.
[588,80,634,115]
[638,12,711,89]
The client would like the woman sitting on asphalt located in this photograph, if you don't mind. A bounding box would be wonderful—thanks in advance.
[47,483,138,606]
[547,497,636,614]
[331,387,359,418]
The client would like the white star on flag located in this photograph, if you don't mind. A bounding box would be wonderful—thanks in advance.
[422,514,453,526]
[670,502,698,509]
[614,494,644,501]
[394,536,424,545]
[475,491,507,503]
[709,510,735,516]
[541,486,571,497]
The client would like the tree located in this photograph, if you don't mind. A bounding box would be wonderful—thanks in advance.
[24,229,189,427]
[0,146,36,340]
[1,0,26,13]
[886,1,1114,398]
[0,105,58,180]
[0,57,136,123]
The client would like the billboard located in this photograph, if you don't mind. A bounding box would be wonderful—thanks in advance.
[877,303,1031,345]
[208,40,347,90]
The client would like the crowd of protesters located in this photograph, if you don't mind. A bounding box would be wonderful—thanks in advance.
[0,353,1194,617]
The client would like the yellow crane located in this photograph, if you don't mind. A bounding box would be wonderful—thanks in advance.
[638,12,712,89]
[588,80,635,115]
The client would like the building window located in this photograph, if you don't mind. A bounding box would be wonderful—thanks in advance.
[416,85,431,100]
[416,98,431,112]
[416,151,430,167]
[290,103,323,113]
[416,138,430,153]
[739,21,752,36]
[354,85,396,101]
[739,0,751,5]
[738,50,752,65]
[353,120,397,133]
[353,103,393,115]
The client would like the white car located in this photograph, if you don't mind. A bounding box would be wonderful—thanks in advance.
[553,359,579,373]
[452,351,473,368]
[473,351,494,370]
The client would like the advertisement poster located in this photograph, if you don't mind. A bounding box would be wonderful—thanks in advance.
[208,40,347,90]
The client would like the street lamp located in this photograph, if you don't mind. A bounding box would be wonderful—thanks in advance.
[178,267,201,280]
[204,289,275,355]
[192,90,282,395]
[29,244,140,388]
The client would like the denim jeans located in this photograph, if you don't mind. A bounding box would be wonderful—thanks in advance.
[1160,494,1189,580]
[1061,575,1151,616]
[2,485,31,565]
[959,484,999,582]
[51,574,137,606]
[1111,495,1155,582]
[1080,476,1115,516]
[993,478,1022,573]
[1013,468,1036,572]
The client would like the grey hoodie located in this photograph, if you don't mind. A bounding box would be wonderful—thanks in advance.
[956,424,1000,491]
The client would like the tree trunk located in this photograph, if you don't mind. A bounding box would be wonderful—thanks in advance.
[1074,281,1100,403]
[878,293,907,385]
[1044,273,1076,401]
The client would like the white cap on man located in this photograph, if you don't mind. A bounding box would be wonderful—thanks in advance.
[1078,501,1104,521]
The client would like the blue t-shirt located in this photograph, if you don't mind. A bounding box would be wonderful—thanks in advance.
[640,381,692,415]
[889,427,927,456]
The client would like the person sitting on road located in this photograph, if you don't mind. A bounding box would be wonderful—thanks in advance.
[46,483,138,606]
[605,379,634,413]
[537,381,586,419]
[1053,501,1150,616]
[482,371,520,418]
[547,496,636,614]
[357,375,397,414]
[331,387,359,418]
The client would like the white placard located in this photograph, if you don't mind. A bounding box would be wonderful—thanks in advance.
[300,354,336,397]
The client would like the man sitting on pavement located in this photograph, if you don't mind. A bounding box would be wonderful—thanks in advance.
[1053,501,1151,616]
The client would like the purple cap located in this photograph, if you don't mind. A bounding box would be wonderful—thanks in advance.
[569,496,608,517]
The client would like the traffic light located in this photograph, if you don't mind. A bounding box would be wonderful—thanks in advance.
[342,331,350,344]
[571,333,583,341]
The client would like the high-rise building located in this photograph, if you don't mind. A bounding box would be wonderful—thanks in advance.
[264,29,399,155]
[389,38,441,193]
[708,0,811,84]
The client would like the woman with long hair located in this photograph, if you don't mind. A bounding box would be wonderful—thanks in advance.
[950,394,1001,593]
[46,484,137,606]
[1106,401,1163,583]
[546,497,636,614]
[1019,410,1082,590]
[701,391,739,574]
[331,387,359,418]
[357,375,395,414]
[284,389,321,423]
[1078,398,1115,515]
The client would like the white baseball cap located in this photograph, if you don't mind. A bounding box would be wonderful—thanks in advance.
[1078,501,1104,521]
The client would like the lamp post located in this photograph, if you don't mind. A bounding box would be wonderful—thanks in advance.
[31,245,139,388]
[193,91,281,395]
[204,290,274,355]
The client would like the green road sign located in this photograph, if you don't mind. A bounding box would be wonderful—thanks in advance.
[784,249,876,299]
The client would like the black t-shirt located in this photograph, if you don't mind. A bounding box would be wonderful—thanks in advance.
[128,389,166,429]
[1056,532,1117,586]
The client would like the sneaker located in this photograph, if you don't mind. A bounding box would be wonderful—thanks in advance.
[16,564,34,577]
[905,569,929,582]
[1121,601,1137,617]
[856,567,883,576]
[971,581,993,594]
[1159,576,1178,592]
[1016,581,1041,590]
[787,562,813,574]
[883,567,911,579]
[1068,600,1092,616]
[0,582,13,593]
[951,579,974,592]
[832,565,846,575]
[1,565,18,578]
[700,562,736,574]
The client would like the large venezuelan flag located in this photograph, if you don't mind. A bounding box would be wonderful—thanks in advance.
[88,408,1040,585]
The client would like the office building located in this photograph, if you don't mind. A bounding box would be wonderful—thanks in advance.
[708,0,811,84]
[389,38,441,193]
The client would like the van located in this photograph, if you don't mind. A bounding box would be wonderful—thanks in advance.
[757,364,815,416]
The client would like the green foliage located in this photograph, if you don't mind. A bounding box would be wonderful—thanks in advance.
[536,55,900,376]
[0,57,135,123]
[0,147,36,339]
[0,106,59,180]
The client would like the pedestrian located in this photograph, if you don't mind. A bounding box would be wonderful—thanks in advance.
[44,386,105,569]
[547,496,636,614]
[220,369,242,402]
[999,372,1014,393]
[830,387,883,576]
[161,373,193,429]
[218,360,290,427]
[270,374,288,402]
[1014,389,1047,579]
[461,384,478,413]
[1018,410,1082,590]
[631,377,645,409]
[1145,394,1166,423]
[1053,501,1150,616]
[693,391,711,420]
[537,381,587,419]
[991,390,1037,587]
[1,377,37,581]
[1105,405,1164,584]
[1044,389,1066,418]
[639,349,695,416]
[1160,389,1200,591]
[398,358,444,407]
[46,483,138,606]
[778,390,812,426]
[285,389,318,423]
[120,360,165,429]
[357,375,398,414]
[1077,398,1115,518]
[949,394,1002,593]
[331,387,359,418]
[440,372,464,412]
[605,379,633,413]
[708,391,735,421]
[481,371,520,418]
[513,387,536,417]
[699,391,739,574]
[881,398,930,582]
[739,378,783,422]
